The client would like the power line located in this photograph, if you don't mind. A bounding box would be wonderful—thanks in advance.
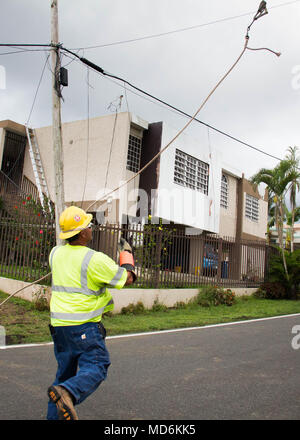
[1,0,299,53]
[69,0,300,50]
[59,46,285,164]
[0,39,287,163]
[26,54,50,125]
[1,38,285,163]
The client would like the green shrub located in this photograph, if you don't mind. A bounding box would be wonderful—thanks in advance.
[197,285,236,307]
[267,249,300,298]
[151,299,167,312]
[253,282,287,299]
[174,301,187,309]
[121,301,145,315]
[31,287,49,311]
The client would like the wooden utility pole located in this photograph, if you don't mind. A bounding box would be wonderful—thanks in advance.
[51,0,65,244]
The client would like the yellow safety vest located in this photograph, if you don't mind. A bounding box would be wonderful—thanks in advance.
[49,244,127,326]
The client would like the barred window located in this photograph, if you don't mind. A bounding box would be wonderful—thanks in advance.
[245,194,259,222]
[126,134,142,173]
[174,149,209,194]
[220,174,228,209]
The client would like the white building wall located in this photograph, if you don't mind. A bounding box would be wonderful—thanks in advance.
[152,123,222,233]
[22,112,144,223]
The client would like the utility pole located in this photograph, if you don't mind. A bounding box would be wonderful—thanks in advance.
[51,0,65,244]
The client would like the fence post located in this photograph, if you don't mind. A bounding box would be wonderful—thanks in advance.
[264,244,270,282]
[154,230,162,288]
[217,237,223,283]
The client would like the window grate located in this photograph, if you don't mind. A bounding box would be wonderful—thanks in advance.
[174,149,209,194]
[126,134,142,173]
[220,174,228,209]
[245,194,259,222]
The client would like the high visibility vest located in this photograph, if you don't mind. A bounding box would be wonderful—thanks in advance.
[49,244,127,326]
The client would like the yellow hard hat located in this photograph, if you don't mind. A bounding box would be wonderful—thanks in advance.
[59,206,93,239]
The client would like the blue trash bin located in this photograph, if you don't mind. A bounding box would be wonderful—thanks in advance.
[221,261,228,278]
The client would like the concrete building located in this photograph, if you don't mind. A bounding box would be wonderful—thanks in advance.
[0,113,268,241]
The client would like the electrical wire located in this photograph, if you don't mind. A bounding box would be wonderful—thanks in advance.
[104,96,123,193]
[0,3,291,308]
[5,54,50,180]
[26,54,50,126]
[81,66,91,208]
[69,0,300,51]
[0,41,287,163]
[85,8,277,212]
[59,46,285,164]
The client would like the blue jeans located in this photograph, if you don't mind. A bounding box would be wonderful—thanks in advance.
[47,321,110,420]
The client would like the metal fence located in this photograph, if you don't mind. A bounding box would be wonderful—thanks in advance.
[90,223,273,288]
[0,209,274,288]
[0,209,55,282]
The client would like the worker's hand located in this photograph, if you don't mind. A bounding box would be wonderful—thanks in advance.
[125,271,135,286]
[118,238,133,254]
[120,250,137,283]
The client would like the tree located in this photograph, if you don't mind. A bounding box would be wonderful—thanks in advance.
[250,159,299,280]
[285,146,300,252]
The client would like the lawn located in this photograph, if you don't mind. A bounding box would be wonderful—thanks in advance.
[1,290,300,346]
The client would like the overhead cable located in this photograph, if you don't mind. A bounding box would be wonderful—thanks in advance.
[59,46,284,163]
[69,0,300,50]
[85,3,281,211]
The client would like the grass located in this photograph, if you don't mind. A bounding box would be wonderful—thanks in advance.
[1,290,300,345]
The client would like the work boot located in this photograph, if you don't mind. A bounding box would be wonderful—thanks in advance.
[48,385,78,420]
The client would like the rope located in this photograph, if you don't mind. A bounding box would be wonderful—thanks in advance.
[86,35,250,212]
[0,2,280,308]
[0,273,51,308]
[85,4,280,213]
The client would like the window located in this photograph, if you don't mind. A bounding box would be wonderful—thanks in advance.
[220,174,228,209]
[245,194,259,222]
[126,134,142,173]
[174,149,209,194]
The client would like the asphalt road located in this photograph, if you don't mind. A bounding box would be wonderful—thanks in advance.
[0,314,300,421]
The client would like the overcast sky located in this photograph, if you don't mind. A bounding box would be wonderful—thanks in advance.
[0,0,299,201]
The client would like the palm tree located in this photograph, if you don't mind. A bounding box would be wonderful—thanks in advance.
[250,159,299,280]
[285,146,300,252]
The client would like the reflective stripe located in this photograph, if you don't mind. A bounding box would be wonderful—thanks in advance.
[49,246,60,270]
[51,248,105,296]
[51,285,105,296]
[81,250,94,290]
[51,299,113,321]
[109,266,126,287]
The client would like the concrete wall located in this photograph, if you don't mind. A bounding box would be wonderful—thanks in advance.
[22,112,146,223]
[0,277,257,314]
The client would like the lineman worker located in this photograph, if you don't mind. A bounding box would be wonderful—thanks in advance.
[47,206,136,420]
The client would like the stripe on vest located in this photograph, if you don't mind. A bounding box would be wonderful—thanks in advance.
[51,248,105,296]
[51,299,114,321]
[109,266,126,287]
[51,285,105,295]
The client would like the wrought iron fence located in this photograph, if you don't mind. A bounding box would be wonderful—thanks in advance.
[90,223,274,288]
[0,209,274,288]
[0,209,55,282]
